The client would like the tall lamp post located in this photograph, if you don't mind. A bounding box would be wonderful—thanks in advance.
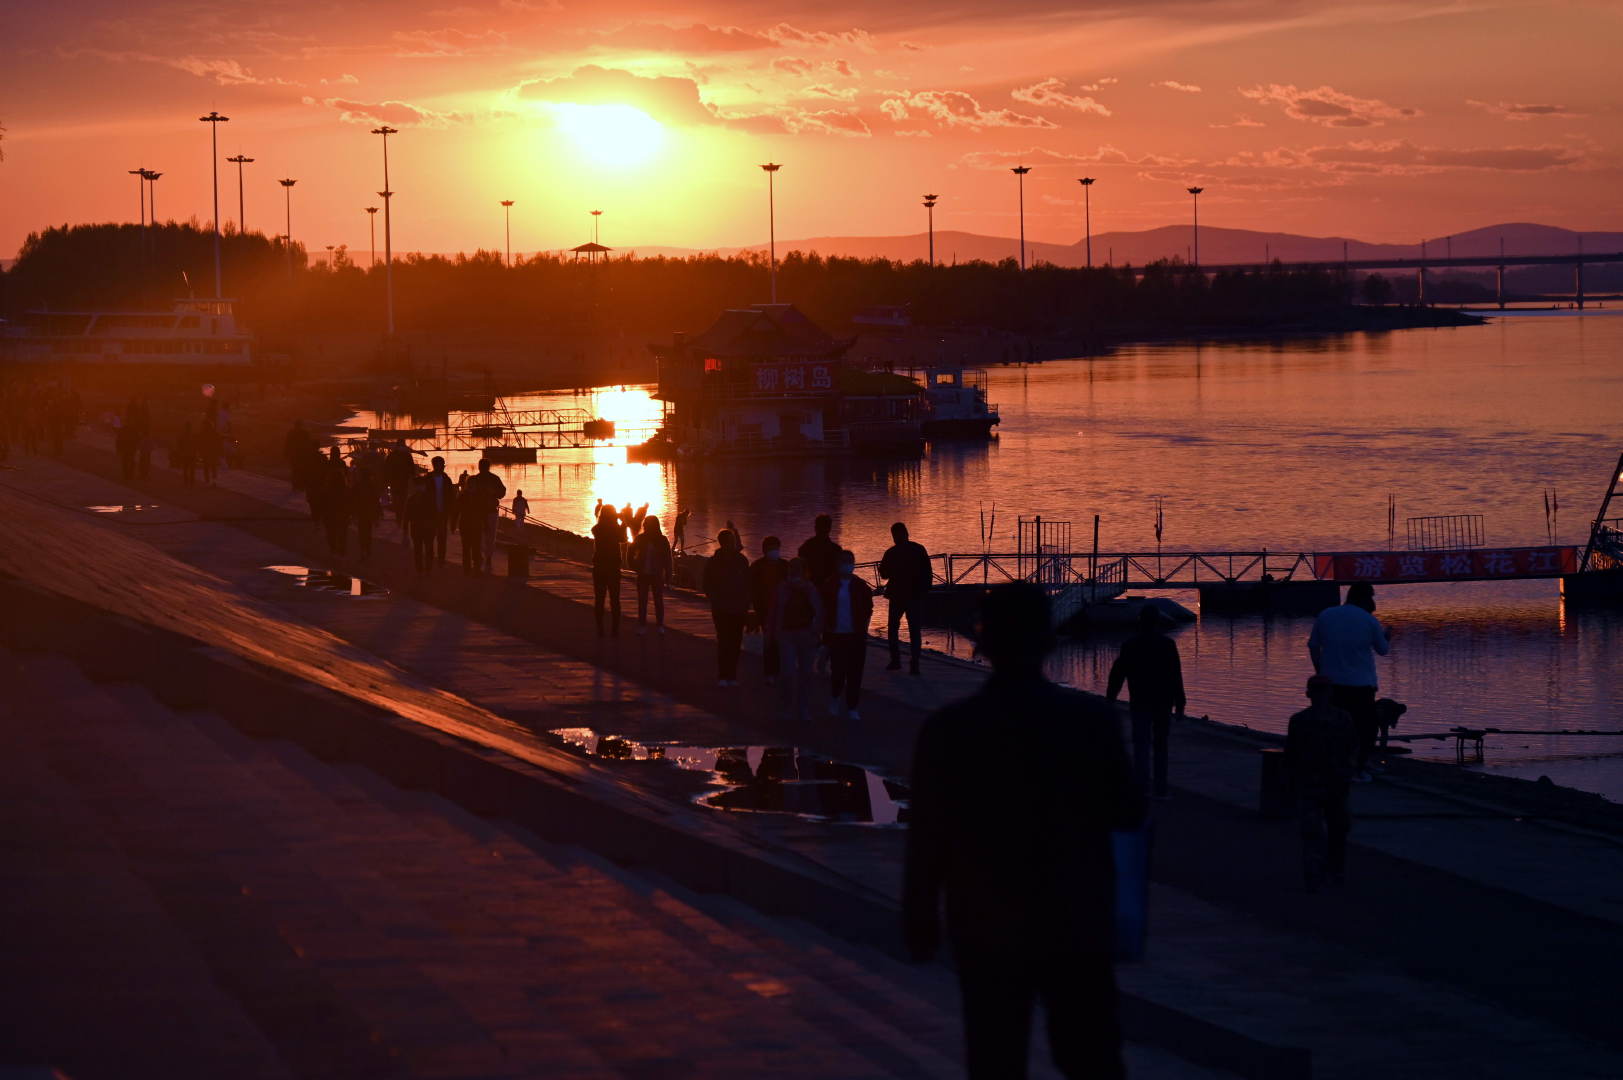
[922,194,938,266]
[129,168,147,225]
[1011,165,1031,269]
[370,125,399,337]
[590,208,602,245]
[501,200,515,266]
[1186,186,1204,268]
[278,178,297,278]
[226,154,253,235]
[199,111,230,296]
[1077,177,1095,268]
[760,163,781,303]
[365,206,378,268]
[143,170,163,227]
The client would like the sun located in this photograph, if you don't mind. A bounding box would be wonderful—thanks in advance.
[552,104,666,167]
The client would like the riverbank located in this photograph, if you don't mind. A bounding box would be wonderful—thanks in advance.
[3,438,1621,1078]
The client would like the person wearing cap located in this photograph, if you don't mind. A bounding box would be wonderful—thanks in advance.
[1286,675,1359,890]
[1307,582,1391,782]
[1105,604,1186,799]
[905,583,1144,1080]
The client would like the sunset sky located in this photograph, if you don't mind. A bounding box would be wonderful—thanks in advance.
[5,0,1620,260]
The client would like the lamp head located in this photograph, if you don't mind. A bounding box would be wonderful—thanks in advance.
[198,111,230,123]
[1187,186,1204,195]
[1078,177,1095,186]
[365,206,378,214]
[760,162,782,173]
[279,178,297,188]
[370,125,399,136]
[1011,165,1031,175]
[501,200,514,207]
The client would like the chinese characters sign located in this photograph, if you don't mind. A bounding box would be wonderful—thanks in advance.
[1313,546,1577,582]
[752,363,834,394]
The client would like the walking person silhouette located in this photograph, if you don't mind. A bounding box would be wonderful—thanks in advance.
[906,583,1144,1079]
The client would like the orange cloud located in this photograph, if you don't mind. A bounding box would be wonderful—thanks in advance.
[1239,83,1417,127]
[516,66,720,126]
[1011,78,1112,117]
[305,97,467,127]
[883,90,1056,131]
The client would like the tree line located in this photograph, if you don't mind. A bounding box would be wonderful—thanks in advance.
[4,222,1373,345]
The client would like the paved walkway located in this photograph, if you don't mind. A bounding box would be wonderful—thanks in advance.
[3,440,1622,1077]
[3,645,1221,1080]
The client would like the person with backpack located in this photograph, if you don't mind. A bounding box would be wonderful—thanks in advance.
[628,515,673,634]
[406,477,437,574]
[772,557,824,722]
[820,549,874,721]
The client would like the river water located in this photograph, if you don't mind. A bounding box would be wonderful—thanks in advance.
[353,311,1623,800]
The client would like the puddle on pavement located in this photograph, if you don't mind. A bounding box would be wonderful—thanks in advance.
[549,727,910,826]
[263,565,390,598]
[87,504,162,514]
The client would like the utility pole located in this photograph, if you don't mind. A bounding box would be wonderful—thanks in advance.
[371,125,399,335]
[226,153,253,235]
[1186,186,1204,268]
[501,200,514,266]
[760,163,781,302]
[1011,166,1031,269]
[922,194,938,266]
[199,110,230,296]
[278,179,297,278]
[1077,177,1094,268]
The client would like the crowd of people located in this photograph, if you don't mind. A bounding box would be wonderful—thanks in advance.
[283,423,519,576]
[0,378,80,462]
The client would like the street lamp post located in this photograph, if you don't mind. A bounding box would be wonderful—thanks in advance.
[365,207,378,268]
[1011,166,1031,269]
[143,170,162,227]
[1186,186,1204,269]
[590,209,601,246]
[226,154,253,235]
[199,111,230,296]
[922,194,938,266]
[129,168,147,226]
[278,179,297,278]
[370,125,399,336]
[501,200,514,266]
[760,163,781,303]
[1077,177,1095,268]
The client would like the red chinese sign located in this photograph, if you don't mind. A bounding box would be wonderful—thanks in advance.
[751,362,834,394]
[1313,546,1577,583]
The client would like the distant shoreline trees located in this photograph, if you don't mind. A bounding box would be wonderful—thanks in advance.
[4,222,1422,345]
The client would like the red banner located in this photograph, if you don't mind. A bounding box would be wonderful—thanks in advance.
[1314,546,1577,582]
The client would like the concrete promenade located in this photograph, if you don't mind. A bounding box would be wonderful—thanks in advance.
[2,436,1622,1078]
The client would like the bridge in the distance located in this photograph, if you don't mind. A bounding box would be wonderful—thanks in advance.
[1173,250,1623,307]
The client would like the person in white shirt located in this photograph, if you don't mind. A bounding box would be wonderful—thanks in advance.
[1308,582,1391,782]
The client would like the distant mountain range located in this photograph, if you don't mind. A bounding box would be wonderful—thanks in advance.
[7,222,1619,273]
[702,222,1623,269]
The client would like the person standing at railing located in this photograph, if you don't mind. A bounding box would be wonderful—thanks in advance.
[1106,605,1186,799]
[880,521,932,676]
[510,490,529,530]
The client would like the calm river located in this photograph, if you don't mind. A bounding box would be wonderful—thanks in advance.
[356,311,1623,800]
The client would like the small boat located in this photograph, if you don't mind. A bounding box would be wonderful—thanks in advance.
[903,366,1000,439]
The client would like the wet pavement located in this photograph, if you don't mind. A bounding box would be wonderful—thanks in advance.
[551,727,909,826]
[263,564,390,598]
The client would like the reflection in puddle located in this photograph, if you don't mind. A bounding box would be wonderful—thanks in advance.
[263,565,389,598]
[87,504,161,514]
[550,727,910,826]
